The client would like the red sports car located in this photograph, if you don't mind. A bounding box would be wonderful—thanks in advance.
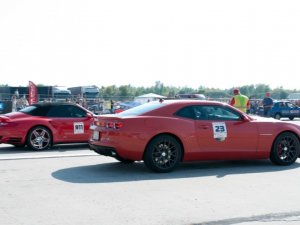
[89,100,300,172]
[0,102,93,150]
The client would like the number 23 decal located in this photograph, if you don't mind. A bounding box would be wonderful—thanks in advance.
[214,125,225,132]
[212,122,227,139]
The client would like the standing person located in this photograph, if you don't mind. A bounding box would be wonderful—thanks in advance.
[11,95,17,112]
[230,88,250,113]
[262,92,273,117]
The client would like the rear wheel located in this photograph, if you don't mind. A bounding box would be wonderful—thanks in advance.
[27,126,52,151]
[274,113,281,120]
[270,132,300,166]
[144,135,182,173]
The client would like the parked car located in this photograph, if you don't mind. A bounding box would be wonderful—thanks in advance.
[175,93,206,100]
[89,100,300,172]
[88,104,103,115]
[0,102,93,150]
[270,100,300,120]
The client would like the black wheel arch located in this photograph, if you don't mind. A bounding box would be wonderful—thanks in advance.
[143,133,185,161]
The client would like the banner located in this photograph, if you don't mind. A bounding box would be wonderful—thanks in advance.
[28,81,38,105]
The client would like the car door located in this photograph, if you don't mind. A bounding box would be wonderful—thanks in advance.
[194,105,259,160]
[47,105,91,142]
[286,102,300,118]
[279,102,291,117]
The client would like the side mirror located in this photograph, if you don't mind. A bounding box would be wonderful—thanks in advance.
[240,114,250,122]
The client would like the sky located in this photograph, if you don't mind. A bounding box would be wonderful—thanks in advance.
[1,0,300,90]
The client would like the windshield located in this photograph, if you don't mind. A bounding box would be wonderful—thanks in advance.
[118,101,165,116]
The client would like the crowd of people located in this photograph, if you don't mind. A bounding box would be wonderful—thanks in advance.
[11,94,29,112]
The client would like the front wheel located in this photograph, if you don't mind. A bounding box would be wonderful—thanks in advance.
[27,126,52,151]
[144,135,182,173]
[270,132,300,166]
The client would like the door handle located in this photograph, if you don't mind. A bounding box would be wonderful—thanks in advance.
[198,125,209,129]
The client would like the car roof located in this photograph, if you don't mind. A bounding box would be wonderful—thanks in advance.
[158,99,227,106]
[141,99,234,116]
[32,102,79,107]
[274,100,291,103]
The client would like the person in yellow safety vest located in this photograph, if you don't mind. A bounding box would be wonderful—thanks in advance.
[229,88,250,113]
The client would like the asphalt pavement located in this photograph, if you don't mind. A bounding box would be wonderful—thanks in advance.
[1,142,300,225]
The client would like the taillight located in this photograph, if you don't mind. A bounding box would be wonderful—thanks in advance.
[96,121,123,129]
[107,122,114,128]
[114,122,123,129]
[0,117,8,123]
[0,117,9,126]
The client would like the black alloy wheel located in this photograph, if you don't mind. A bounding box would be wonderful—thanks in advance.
[144,135,182,173]
[27,126,52,151]
[270,132,300,166]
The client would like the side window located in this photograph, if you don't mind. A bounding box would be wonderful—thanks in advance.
[287,102,296,108]
[69,106,87,118]
[193,106,208,120]
[175,106,195,119]
[30,105,52,116]
[175,105,242,121]
[202,106,241,121]
[47,105,73,117]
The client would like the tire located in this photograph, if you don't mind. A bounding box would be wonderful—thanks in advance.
[270,132,300,166]
[26,126,52,151]
[115,155,135,164]
[274,113,281,120]
[289,116,294,120]
[144,135,182,173]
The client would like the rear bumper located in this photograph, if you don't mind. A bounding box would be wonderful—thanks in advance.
[89,144,118,158]
[0,136,24,145]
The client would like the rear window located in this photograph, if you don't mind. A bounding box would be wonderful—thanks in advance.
[117,102,166,116]
[19,105,52,116]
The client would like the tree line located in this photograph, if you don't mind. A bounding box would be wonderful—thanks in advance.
[1,82,299,100]
[99,81,299,100]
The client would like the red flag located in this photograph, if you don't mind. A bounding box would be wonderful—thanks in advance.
[28,81,38,105]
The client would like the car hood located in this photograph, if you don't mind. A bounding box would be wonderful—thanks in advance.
[249,115,278,122]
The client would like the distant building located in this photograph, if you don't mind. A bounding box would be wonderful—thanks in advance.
[287,93,300,100]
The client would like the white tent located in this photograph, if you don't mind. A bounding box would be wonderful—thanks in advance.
[134,93,167,104]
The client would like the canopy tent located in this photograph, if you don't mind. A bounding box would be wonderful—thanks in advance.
[134,93,167,104]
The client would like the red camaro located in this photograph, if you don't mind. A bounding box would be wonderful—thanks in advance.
[89,100,300,172]
[0,102,93,150]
